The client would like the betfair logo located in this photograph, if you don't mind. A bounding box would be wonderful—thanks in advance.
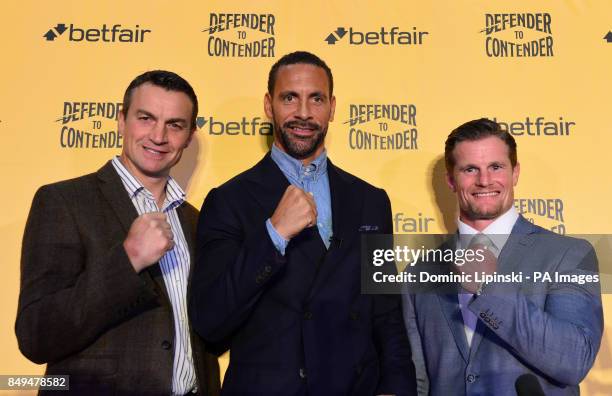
[393,212,435,233]
[196,116,272,136]
[324,27,347,44]
[43,23,151,43]
[43,24,67,41]
[324,26,428,46]
[492,116,575,137]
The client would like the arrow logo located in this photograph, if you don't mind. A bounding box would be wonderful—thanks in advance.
[604,31,612,43]
[324,27,347,45]
[196,117,207,128]
[43,29,57,41]
[324,33,337,45]
[43,23,68,41]
[55,23,67,35]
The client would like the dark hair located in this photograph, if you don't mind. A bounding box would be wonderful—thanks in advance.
[122,70,198,130]
[445,118,517,171]
[267,51,334,96]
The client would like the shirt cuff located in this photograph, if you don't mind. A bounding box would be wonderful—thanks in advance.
[265,218,289,256]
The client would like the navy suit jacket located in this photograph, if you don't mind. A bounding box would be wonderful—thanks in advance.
[403,216,603,396]
[190,153,417,395]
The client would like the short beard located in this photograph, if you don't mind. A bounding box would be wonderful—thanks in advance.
[464,202,505,221]
[275,121,327,160]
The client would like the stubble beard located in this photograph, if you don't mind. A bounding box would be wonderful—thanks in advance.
[275,120,327,160]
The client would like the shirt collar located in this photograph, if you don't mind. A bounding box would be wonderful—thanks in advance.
[111,156,185,207]
[457,206,519,252]
[165,177,186,206]
[270,144,328,181]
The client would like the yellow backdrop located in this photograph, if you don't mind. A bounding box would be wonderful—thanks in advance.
[1,0,611,394]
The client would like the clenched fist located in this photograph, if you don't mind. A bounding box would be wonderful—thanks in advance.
[453,243,497,294]
[270,185,317,240]
[123,212,174,273]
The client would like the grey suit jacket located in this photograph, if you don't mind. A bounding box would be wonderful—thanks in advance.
[403,215,603,396]
[16,161,220,395]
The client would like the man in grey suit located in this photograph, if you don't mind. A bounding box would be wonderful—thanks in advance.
[403,118,603,395]
[16,70,220,395]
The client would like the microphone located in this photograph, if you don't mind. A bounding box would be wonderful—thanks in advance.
[515,374,545,396]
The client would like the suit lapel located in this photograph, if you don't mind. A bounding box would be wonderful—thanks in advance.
[468,320,485,361]
[468,215,537,359]
[435,234,470,362]
[244,152,291,217]
[96,160,168,302]
[305,160,361,302]
[246,153,327,267]
[97,161,139,232]
[178,203,197,306]
[437,292,470,362]
[246,154,362,301]
[177,204,195,269]
[496,215,537,275]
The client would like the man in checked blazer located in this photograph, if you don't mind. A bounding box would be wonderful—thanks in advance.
[16,70,220,395]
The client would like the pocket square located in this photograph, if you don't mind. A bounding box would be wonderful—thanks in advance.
[358,225,379,232]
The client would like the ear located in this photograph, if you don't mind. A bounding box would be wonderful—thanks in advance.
[117,110,126,136]
[329,95,336,122]
[264,92,273,119]
[446,171,457,192]
[512,162,520,186]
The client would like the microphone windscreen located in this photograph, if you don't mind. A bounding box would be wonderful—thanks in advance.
[515,373,545,396]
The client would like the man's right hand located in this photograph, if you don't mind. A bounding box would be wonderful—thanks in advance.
[270,185,318,240]
[123,212,174,273]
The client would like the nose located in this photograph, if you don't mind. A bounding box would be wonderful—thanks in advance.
[149,123,167,145]
[477,170,491,186]
[295,99,311,120]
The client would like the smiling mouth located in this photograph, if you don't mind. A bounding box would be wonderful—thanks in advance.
[143,146,168,156]
[289,127,316,137]
[285,122,319,136]
[472,191,500,198]
[473,191,500,197]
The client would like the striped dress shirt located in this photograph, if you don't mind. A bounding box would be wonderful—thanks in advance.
[111,157,196,395]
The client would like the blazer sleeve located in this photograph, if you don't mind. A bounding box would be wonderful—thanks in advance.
[15,184,159,364]
[372,190,418,395]
[468,237,603,385]
[189,187,287,344]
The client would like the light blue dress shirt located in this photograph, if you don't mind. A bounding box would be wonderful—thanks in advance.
[265,144,333,255]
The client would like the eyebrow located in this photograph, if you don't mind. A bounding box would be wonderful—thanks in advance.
[135,109,187,125]
[459,161,506,170]
[165,117,188,125]
[278,90,328,100]
[135,109,156,119]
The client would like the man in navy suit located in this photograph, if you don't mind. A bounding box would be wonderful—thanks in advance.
[189,51,417,395]
[403,118,603,395]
